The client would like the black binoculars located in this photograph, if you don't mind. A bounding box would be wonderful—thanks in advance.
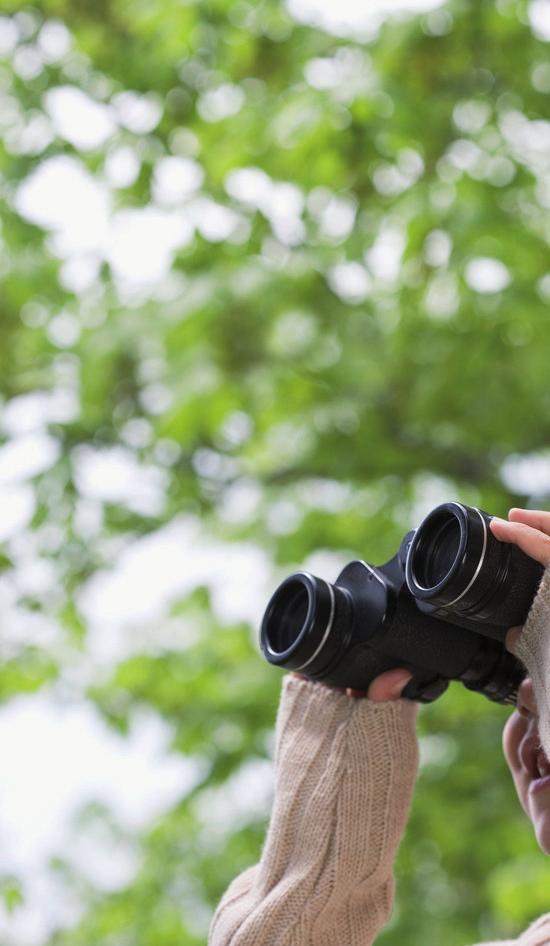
[260,502,544,704]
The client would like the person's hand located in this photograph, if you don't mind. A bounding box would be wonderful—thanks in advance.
[365,668,413,701]
[292,668,412,701]
[489,507,550,653]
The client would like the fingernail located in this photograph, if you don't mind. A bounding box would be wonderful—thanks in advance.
[390,673,412,696]
[490,517,507,526]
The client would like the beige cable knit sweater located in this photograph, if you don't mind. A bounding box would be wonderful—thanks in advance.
[209,567,550,946]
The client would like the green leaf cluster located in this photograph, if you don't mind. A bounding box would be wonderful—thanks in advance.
[0,0,550,943]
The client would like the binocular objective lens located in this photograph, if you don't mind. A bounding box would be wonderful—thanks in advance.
[422,517,462,588]
[406,502,492,614]
[261,571,341,673]
[265,579,310,655]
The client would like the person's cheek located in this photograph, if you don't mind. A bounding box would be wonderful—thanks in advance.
[502,713,530,816]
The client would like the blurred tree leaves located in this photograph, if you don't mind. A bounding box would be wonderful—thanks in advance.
[0,0,550,943]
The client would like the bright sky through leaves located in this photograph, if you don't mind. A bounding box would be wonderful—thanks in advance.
[1,0,550,942]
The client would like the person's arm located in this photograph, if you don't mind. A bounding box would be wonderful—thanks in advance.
[490,509,550,757]
[209,674,419,946]
[512,566,550,757]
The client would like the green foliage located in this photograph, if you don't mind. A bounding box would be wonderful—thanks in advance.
[1,0,550,943]
[0,875,24,914]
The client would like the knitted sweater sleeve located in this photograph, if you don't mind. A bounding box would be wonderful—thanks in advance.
[513,565,550,759]
[209,675,419,946]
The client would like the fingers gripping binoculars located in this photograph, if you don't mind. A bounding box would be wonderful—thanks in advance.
[260,502,544,704]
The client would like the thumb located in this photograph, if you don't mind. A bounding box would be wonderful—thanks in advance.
[505,626,523,654]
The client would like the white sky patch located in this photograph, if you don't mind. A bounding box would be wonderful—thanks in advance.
[13,46,44,81]
[152,156,204,205]
[224,168,304,244]
[77,517,271,665]
[287,0,446,38]
[73,445,168,517]
[303,47,372,99]
[529,0,550,41]
[15,156,204,290]
[445,138,487,177]
[537,272,550,299]
[419,732,458,769]
[373,149,424,196]
[5,111,54,157]
[409,474,460,528]
[0,872,80,946]
[120,417,154,449]
[0,695,192,847]
[0,96,22,141]
[104,145,141,188]
[0,16,19,54]
[316,193,357,242]
[271,216,304,246]
[268,192,306,245]
[139,382,173,415]
[328,261,372,303]
[501,112,550,156]
[0,434,60,484]
[218,411,253,448]
[47,311,81,348]
[188,196,243,243]
[424,271,459,319]
[14,155,111,256]
[266,499,302,535]
[0,692,196,945]
[270,310,316,355]
[269,181,305,218]
[365,225,406,282]
[225,166,272,208]
[297,478,351,513]
[61,818,138,894]
[305,55,347,90]
[105,207,193,286]
[500,451,550,496]
[452,99,491,135]
[112,90,162,133]
[218,479,263,526]
[464,257,511,293]
[302,548,349,584]
[423,229,452,267]
[271,98,324,148]
[37,20,71,63]
[12,557,57,599]
[0,485,35,542]
[194,757,273,843]
[1,390,79,436]
[44,86,117,151]
[535,175,550,208]
[532,62,550,93]
[499,111,550,181]
[59,254,101,294]
[197,83,245,122]
[0,587,60,655]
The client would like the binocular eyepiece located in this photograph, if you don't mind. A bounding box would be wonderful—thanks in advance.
[260,502,543,704]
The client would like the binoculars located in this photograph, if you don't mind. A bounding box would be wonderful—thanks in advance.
[260,502,544,704]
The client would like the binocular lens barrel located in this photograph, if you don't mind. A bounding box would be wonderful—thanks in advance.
[406,502,488,610]
[260,501,542,704]
[261,572,346,674]
[406,501,544,628]
[413,514,462,589]
[265,576,312,656]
